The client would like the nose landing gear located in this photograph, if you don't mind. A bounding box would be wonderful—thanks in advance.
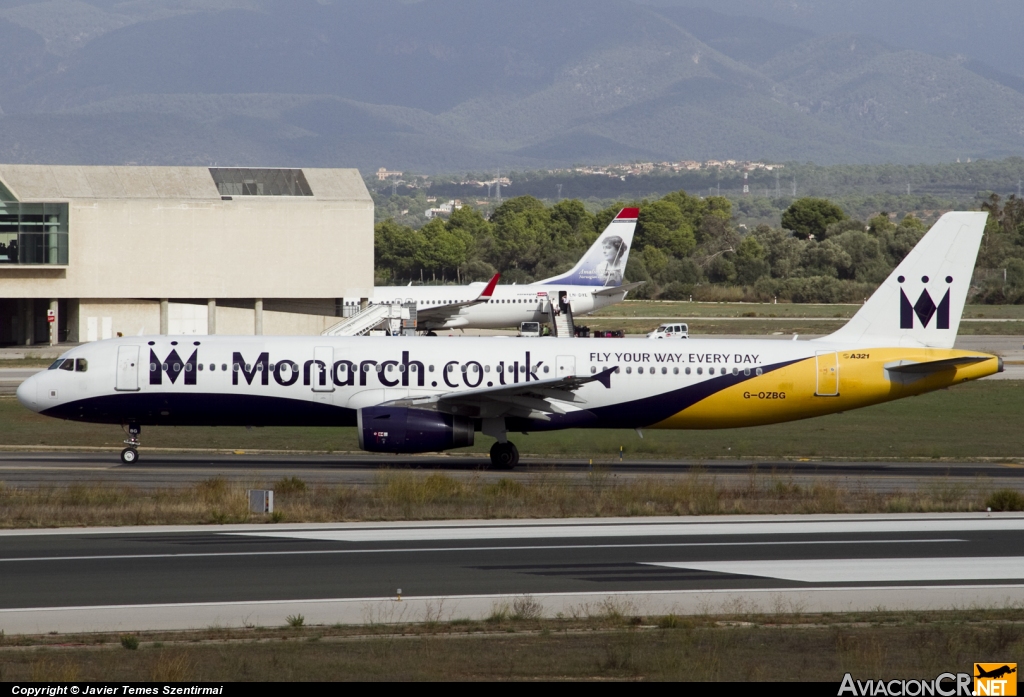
[121,423,141,464]
[489,441,519,469]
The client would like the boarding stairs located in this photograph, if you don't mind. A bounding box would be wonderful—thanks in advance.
[547,297,576,338]
[321,302,413,337]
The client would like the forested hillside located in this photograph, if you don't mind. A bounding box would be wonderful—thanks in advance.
[0,0,1022,169]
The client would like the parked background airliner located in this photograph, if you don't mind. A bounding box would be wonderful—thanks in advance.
[367,208,641,332]
[17,212,998,468]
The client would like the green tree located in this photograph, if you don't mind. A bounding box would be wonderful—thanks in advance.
[734,235,771,285]
[417,218,468,279]
[637,200,696,257]
[488,196,551,273]
[782,198,848,240]
[374,219,422,281]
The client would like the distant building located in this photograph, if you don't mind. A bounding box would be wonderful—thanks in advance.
[0,165,373,345]
[425,199,463,219]
[376,167,403,181]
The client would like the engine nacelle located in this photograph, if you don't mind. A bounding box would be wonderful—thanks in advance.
[357,406,475,454]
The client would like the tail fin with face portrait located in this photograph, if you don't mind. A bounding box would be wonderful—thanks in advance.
[540,207,638,287]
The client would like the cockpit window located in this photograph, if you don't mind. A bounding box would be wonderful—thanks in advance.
[76,358,88,372]
[48,359,64,370]
[59,359,74,371]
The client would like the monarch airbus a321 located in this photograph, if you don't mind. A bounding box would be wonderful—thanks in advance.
[17,212,1000,468]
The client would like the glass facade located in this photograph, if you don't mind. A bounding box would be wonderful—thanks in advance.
[209,168,313,197]
[0,202,69,265]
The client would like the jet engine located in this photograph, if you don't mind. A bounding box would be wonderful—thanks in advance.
[357,406,475,453]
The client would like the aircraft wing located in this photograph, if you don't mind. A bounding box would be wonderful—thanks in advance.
[415,273,500,325]
[593,281,645,297]
[385,367,615,419]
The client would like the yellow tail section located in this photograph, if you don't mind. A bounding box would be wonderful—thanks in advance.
[652,349,1000,429]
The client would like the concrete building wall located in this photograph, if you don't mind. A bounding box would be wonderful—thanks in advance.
[75,300,341,340]
[0,198,373,299]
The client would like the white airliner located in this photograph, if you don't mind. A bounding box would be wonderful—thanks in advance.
[18,212,999,468]
[369,208,642,332]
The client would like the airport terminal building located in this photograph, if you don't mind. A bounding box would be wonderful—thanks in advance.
[0,165,374,345]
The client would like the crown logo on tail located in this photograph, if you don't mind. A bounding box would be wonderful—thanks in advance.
[899,275,951,329]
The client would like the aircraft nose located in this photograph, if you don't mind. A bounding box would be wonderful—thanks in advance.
[16,374,39,412]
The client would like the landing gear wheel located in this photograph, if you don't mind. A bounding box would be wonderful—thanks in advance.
[489,441,519,470]
[426,331,437,337]
[120,448,138,464]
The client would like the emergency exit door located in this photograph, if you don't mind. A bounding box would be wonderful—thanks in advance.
[815,351,839,396]
[312,346,334,392]
[115,346,140,392]
[556,355,576,378]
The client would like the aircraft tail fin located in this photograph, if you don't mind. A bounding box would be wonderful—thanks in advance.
[540,207,638,287]
[819,211,987,348]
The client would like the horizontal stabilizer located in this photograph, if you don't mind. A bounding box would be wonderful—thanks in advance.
[593,281,645,297]
[885,356,991,374]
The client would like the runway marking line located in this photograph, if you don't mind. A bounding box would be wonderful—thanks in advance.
[646,556,1024,583]
[227,518,1024,542]
[0,538,965,564]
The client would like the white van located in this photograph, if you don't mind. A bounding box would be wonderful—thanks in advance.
[647,322,688,339]
[518,321,542,337]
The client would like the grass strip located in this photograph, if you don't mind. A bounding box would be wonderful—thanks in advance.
[2,610,1022,681]
[0,469,1019,527]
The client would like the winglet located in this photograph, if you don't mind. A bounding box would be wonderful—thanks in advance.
[593,366,616,389]
[477,273,501,299]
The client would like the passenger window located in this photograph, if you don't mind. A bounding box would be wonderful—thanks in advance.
[732,367,738,376]
[672,367,678,375]
[544,366,550,373]
[755,368,763,376]
[59,359,73,371]
[697,367,703,375]
[626,367,632,374]
[590,366,596,374]
[222,364,228,371]
[662,367,667,374]
[685,367,691,375]
[744,368,750,376]
[637,367,643,374]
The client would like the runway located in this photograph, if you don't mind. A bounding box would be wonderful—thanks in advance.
[0,451,1022,491]
[2,514,1023,633]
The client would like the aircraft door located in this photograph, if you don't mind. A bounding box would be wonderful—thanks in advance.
[115,346,141,392]
[312,346,334,392]
[556,355,576,378]
[815,351,839,396]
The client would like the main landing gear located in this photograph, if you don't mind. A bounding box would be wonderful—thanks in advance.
[489,441,519,469]
[121,423,141,464]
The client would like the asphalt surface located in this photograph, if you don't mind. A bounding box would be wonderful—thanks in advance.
[2,514,1024,632]
[0,452,1022,491]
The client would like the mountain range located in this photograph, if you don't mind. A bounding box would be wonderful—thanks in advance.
[0,0,1021,172]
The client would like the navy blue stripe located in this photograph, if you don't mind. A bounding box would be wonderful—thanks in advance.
[42,393,356,427]
[510,357,805,430]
